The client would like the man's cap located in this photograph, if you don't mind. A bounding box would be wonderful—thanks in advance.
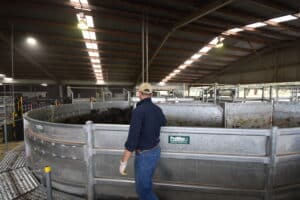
[138,82,153,94]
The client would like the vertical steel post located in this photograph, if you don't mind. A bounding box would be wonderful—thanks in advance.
[141,16,145,83]
[85,121,95,200]
[145,16,149,82]
[213,83,217,104]
[269,86,273,102]
[11,24,15,105]
[265,126,278,200]
[296,88,299,102]
[262,87,265,102]
[44,166,53,200]
[3,95,8,152]
[276,87,279,102]
[127,91,131,103]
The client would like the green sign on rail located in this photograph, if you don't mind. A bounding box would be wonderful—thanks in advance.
[168,135,190,144]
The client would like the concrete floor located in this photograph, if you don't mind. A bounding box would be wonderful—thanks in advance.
[0,129,23,159]
[0,140,23,159]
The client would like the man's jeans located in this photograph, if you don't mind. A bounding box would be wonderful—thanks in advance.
[134,146,161,200]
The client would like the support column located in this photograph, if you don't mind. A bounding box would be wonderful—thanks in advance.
[265,126,278,200]
[85,121,95,200]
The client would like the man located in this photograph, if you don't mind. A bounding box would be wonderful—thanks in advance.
[120,82,167,200]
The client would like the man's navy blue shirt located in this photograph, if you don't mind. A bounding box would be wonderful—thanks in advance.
[125,98,166,152]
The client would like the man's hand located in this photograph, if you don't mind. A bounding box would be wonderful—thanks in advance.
[119,160,128,176]
[120,149,132,176]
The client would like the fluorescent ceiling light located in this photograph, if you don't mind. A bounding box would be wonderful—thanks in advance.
[77,13,88,30]
[93,69,102,73]
[71,0,89,5]
[92,64,101,69]
[184,60,193,65]
[41,83,48,87]
[91,58,100,63]
[82,31,96,40]
[268,15,297,23]
[179,65,187,70]
[209,36,225,45]
[199,46,212,53]
[228,28,243,33]
[85,42,98,49]
[174,69,181,73]
[245,22,267,28]
[4,77,13,82]
[170,73,176,77]
[78,22,88,30]
[71,0,90,11]
[191,53,202,60]
[158,82,166,86]
[223,28,243,35]
[215,42,223,48]
[88,52,99,57]
[26,37,37,46]
[97,80,104,84]
[80,0,89,4]
[85,16,94,28]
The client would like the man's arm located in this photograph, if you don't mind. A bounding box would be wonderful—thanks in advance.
[119,109,143,175]
[121,149,132,163]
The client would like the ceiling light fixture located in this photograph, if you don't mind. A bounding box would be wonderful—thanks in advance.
[223,27,243,35]
[26,37,37,46]
[199,46,212,53]
[91,58,100,63]
[245,22,267,28]
[88,52,99,57]
[268,15,298,23]
[96,80,105,85]
[215,42,224,48]
[179,65,187,70]
[4,77,13,82]
[77,13,89,30]
[85,42,98,49]
[41,83,48,87]
[82,31,96,40]
[184,60,194,65]
[92,64,101,69]
[85,15,94,27]
[191,53,202,60]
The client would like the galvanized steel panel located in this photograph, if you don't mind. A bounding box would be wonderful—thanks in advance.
[277,128,300,155]
[22,101,300,200]
[158,104,223,127]
[94,153,266,190]
[273,103,300,128]
[225,102,272,128]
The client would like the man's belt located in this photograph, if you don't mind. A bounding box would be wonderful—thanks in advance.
[136,144,159,154]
